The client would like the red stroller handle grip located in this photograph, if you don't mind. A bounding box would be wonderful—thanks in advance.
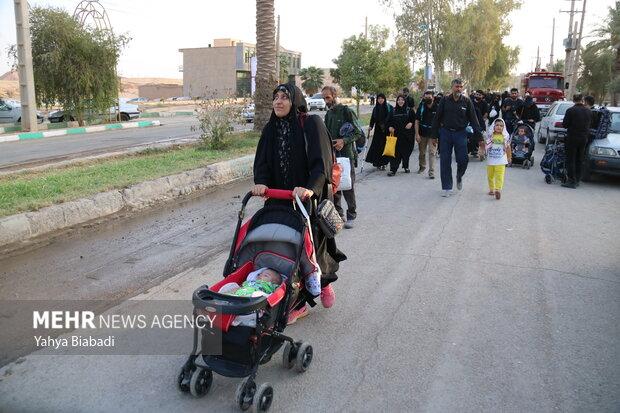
[264,189,294,200]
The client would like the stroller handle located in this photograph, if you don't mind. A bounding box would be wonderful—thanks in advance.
[264,189,294,200]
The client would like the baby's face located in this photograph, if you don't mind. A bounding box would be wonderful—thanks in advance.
[257,269,281,284]
[518,129,526,136]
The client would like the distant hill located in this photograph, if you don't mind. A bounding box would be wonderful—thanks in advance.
[0,74,183,99]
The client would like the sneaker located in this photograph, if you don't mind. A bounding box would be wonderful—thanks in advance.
[404,168,411,173]
[344,220,354,229]
[387,171,396,176]
[417,167,425,174]
[494,190,501,200]
[456,177,463,190]
[488,190,495,196]
[442,190,451,197]
[429,173,435,179]
[287,305,309,325]
[320,285,336,308]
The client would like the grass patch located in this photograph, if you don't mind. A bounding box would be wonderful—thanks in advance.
[0,131,260,218]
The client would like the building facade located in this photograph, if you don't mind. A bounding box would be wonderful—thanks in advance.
[180,38,301,98]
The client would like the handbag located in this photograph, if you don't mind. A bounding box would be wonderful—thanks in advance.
[336,157,352,191]
[316,199,344,238]
[383,132,397,157]
[489,108,498,118]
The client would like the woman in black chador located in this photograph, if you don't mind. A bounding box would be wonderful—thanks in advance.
[252,83,346,321]
[365,93,393,170]
[386,94,416,175]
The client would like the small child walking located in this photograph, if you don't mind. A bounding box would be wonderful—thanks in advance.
[484,119,512,200]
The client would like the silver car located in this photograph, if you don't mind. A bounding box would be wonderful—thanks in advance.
[584,107,620,180]
[537,101,574,143]
[0,99,44,124]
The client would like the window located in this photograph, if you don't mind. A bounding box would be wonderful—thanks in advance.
[556,103,573,116]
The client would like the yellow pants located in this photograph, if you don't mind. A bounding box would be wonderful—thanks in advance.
[487,165,506,191]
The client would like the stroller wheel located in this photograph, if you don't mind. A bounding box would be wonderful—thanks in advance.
[251,383,274,413]
[294,342,313,373]
[189,367,213,398]
[523,160,530,169]
[177,364,191,393]
[236,377,256,411]
[282,342,296,369]
[545,175,552,184]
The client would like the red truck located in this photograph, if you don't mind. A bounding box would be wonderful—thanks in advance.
[521,71,565,116]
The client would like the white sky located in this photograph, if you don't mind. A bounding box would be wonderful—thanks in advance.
[0,0,616,79]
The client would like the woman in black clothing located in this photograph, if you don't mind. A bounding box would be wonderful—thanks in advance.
[365,93,393,170]
[251,84,346,319]
[386,95,416,175]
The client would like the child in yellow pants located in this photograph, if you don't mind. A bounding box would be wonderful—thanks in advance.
[485,119,512,200]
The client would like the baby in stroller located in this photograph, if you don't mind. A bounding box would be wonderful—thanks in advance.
[509,123,535,169]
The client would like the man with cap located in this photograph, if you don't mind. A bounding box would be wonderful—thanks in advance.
[431,79,482,197]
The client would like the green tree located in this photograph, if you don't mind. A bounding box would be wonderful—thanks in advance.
[299,66,324,96]
[578,44,614,103]
[375,39,413,96]
[550,58,565,73]
[278,54,291,84]
[19,7,129,126]
[332,34,381,115]
[482,43,520,90]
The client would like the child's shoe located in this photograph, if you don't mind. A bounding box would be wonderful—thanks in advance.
[320,284,336,308]
[495,190,501,200]
[287,305,309,325]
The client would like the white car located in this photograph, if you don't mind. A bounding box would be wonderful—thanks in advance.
[0,99,44,124]
[537,101,574,143]
[48,100,140,123]
[306,93,326,111]
[241,103,254,123]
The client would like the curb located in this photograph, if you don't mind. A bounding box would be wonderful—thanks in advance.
[0,120,161,143]
[140,111,195,118]
[0,154,255,250]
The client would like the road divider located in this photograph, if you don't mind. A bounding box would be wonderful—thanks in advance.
[0,155,254,250]
[0,120,161,143]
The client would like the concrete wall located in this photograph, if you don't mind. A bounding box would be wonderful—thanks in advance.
[138,84,183,100]
[180,47,237,98]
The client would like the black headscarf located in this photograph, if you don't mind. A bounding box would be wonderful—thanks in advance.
[372,93,388,123]
[394,94,408,114]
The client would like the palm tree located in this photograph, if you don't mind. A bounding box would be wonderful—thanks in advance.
[254,0,277,131]
[299,66,325,96]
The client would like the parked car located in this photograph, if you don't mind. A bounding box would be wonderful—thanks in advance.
[241,103,255,123]
[127,97,148,103]
[537,101,574,144]
[0,99,44,124]
[583,106,620,180]
[306,93,326,111]
[48,100,140,123]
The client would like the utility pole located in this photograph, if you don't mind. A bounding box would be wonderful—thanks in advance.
[13,0,37,132]
[275,14,280,83]
[569,0,586,99]
[364,16,368,38]
[562,0,579,93]
[424,0,431,90]
[549,17,555,69]
[536,46,541,71]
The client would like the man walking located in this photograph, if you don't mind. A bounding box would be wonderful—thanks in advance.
[501,88,523,134]
[322,86,362,228]
[431,79,481,197]
[403,87,416,110]
[415,90,438,178]
[561,94,592,189]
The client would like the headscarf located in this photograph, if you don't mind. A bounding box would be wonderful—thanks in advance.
[394,94,408,114]
[486,118,511,148]
[269,83,307,188]
[372,93,388,122]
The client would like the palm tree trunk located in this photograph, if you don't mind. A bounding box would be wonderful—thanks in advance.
[254,0,277,131]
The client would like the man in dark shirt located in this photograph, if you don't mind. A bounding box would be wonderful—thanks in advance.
[472,90,489,156]
[501,88,523,134]
[403,87,416,110]
[431,79,482,196]
[415,90,438,178]
[562,94,592,189]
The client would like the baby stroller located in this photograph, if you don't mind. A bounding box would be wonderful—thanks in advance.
[540,131,567,184]
[509,122,535,169]
[177,189,316,412]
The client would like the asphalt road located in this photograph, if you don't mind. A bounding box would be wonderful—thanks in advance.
[0,145,618,412]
